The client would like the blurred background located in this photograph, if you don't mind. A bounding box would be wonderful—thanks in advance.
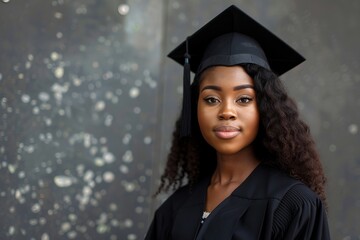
[0,0,359,239]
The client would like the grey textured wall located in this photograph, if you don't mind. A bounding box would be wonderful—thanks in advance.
[0,0,359,239]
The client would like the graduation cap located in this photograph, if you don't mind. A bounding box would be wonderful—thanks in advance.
[168,5,305,137]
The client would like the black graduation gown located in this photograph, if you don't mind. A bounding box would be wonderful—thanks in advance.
[145,164,330,240]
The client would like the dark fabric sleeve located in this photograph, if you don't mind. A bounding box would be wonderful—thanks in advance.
[272,184,331,240]
[144,186,191,240]
[144,209,170,240]
[144,198,173,240]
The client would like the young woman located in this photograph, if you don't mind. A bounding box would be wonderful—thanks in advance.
[145,5,330,240]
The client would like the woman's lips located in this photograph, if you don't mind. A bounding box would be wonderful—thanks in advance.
[213,126,241,139]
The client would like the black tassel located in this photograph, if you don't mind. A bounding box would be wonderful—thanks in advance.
[180,38,191,137]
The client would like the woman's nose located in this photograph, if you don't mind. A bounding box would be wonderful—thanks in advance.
[218,102,237,120]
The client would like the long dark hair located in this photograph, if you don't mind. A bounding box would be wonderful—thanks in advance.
[156,63,327,204]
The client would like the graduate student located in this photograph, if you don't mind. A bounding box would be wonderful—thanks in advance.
[145,5,330,240]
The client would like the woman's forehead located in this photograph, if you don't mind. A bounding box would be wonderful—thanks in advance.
[199,66,254,87]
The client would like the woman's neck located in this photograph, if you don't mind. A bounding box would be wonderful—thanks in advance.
[212,147,260,185]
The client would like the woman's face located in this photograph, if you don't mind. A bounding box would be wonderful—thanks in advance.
[197,66,260,155]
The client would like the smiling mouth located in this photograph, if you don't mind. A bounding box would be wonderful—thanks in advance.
[213,126,241,139]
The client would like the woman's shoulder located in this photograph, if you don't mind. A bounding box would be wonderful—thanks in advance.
[271,181,329,239]
[234,163,323,207]
[145,184,202,240]
[155,177,208,214]
[262,164,321,203]
[241,163,304,200]
[165,184,193,205]
[277,183,323,212]
[252,164,326,219]
[261,165,330,238]
[155,185,190,212]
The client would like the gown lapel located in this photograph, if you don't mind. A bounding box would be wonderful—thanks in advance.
[196,197,252,240]
[196,163,265,240]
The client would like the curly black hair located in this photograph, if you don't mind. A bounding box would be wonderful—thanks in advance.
[156,63,327,205]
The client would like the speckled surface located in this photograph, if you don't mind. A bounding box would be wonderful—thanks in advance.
[0,0,359,239]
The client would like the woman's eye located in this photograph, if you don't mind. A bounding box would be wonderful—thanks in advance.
[237,97,252,104]
[204,97,219,104]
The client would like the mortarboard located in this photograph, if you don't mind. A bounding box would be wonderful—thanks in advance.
[168,5,305,137]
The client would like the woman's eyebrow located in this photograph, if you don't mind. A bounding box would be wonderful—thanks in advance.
[201,84,254,92]
[233,84,254,91]
[200,85,222,92]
